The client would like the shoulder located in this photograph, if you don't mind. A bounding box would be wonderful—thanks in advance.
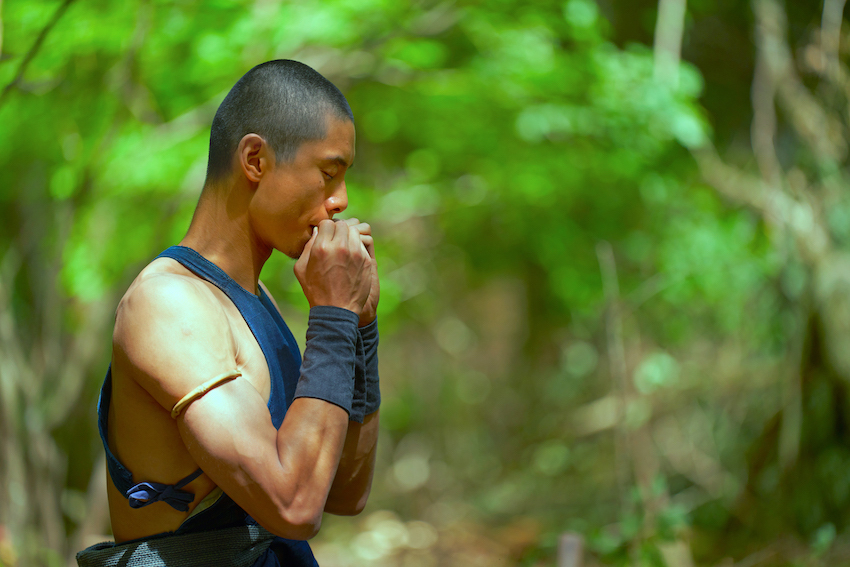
[113,259,237,410]
[115,262,226,337]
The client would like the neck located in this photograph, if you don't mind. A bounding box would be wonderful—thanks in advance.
[179,185,271,296]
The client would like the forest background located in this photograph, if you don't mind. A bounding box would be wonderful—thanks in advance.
[1,0,849,565]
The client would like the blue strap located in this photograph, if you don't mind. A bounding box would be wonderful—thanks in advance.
[156,246,301,428]
[126,468,204,512]
[99,367,204,511]
[98,367,135,495]
[98,246,304,514]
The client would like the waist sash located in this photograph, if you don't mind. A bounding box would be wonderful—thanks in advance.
[76,524,276,567]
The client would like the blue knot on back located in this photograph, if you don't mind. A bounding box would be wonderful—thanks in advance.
[127,481,196,512]
[125,469,203,512]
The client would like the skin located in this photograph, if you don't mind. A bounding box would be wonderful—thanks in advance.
[106,113,379,542]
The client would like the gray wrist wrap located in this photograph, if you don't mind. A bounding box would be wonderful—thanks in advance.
[293,306,359,415]
[361,318,381,415]
[349,318,381,423]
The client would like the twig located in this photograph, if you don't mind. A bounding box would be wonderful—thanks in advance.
[692,144,830,264]
[558,532,584,567]
[0,0,5,60]
[0,0,76,107]
[750,19,781,188]
[597,241,631,514]
[753,0,846,163]
[821,0,847,79]
[653,0,687,87]
[778,293,810,471]
[735,544,778,567]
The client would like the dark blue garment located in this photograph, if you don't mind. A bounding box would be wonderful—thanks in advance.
[97,245,318,566]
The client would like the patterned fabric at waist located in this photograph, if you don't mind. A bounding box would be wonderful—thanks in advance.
[76,523,276,567]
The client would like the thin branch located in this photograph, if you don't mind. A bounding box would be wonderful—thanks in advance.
[653,0,687,87]
[750,23,782,187]
[0,0,5,60]
[778,298,809,471]
[821,0,847,79]
[557,533,584,567]
[753,0,846,163]
[0,0,76,108]
[596,241,631,514]
[692,144,831,264]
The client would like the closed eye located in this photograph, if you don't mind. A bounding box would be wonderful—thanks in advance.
[323,171,334,180]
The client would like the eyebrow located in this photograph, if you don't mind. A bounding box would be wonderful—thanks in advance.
[323,156,354,169]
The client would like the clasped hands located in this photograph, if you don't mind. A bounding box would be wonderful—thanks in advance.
[294,218,379,327]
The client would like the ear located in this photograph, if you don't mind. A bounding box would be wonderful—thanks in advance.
[237,134,271,183]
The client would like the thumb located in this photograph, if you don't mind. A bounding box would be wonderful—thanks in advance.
[295,227,318,275]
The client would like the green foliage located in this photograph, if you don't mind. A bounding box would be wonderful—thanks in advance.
[2,0,846,565]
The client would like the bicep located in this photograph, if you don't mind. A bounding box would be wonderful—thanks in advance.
[177,380,343,539]
[176,378,287,516]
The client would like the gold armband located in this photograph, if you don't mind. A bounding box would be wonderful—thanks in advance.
[171,371,242,419]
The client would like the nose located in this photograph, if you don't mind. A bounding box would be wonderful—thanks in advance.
[326,181,348,216]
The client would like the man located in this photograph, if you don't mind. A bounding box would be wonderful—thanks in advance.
[77,60,381,567]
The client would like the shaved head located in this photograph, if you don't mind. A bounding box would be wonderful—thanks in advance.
[205,59,353,184]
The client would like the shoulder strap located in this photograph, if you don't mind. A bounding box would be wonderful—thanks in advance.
[97,367,203,511]
[155,246,251,301]
[156,246,300,428]
[98,366,134,493]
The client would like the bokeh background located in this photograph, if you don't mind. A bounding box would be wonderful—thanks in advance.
[2,0,850,565]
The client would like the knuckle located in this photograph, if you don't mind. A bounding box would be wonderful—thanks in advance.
[313,242,330,257]
[326,244,346,259]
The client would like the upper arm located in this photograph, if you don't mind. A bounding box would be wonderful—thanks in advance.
[113,273,334,539]
[113,273,237,411]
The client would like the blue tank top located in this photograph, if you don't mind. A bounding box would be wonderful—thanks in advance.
[97,245,318,566]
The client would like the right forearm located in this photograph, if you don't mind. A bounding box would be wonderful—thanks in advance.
[265,306,360,536]
[271,397,350,536]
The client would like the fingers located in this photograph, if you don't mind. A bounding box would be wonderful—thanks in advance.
[305,218,372,269]
[359,234,375,260]
[329,219,367,259]
[312,219,370,259]
[348,224,368,257]
[339,219,372,258]
[337,217,371,236]
[315,219,337,246]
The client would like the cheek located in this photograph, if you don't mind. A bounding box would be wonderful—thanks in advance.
[298,184,330,218]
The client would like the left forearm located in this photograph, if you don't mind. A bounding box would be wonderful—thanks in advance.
[324,410,379,515]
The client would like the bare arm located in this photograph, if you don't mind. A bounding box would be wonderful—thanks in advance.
[324,410,379,515]
[115,275,349,539]
[259,278,380,516]
[117,220,372,539]
[323,218,381,514]
[181,380,350,538]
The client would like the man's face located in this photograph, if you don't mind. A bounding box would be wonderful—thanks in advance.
[249,114,356,259]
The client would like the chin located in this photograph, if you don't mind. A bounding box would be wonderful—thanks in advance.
[281,238,309,260]
[281,247,302,260]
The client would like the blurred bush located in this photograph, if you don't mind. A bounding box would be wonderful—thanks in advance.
[2,0,850,565]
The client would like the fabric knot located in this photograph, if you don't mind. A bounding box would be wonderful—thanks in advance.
[127,481,196,512]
